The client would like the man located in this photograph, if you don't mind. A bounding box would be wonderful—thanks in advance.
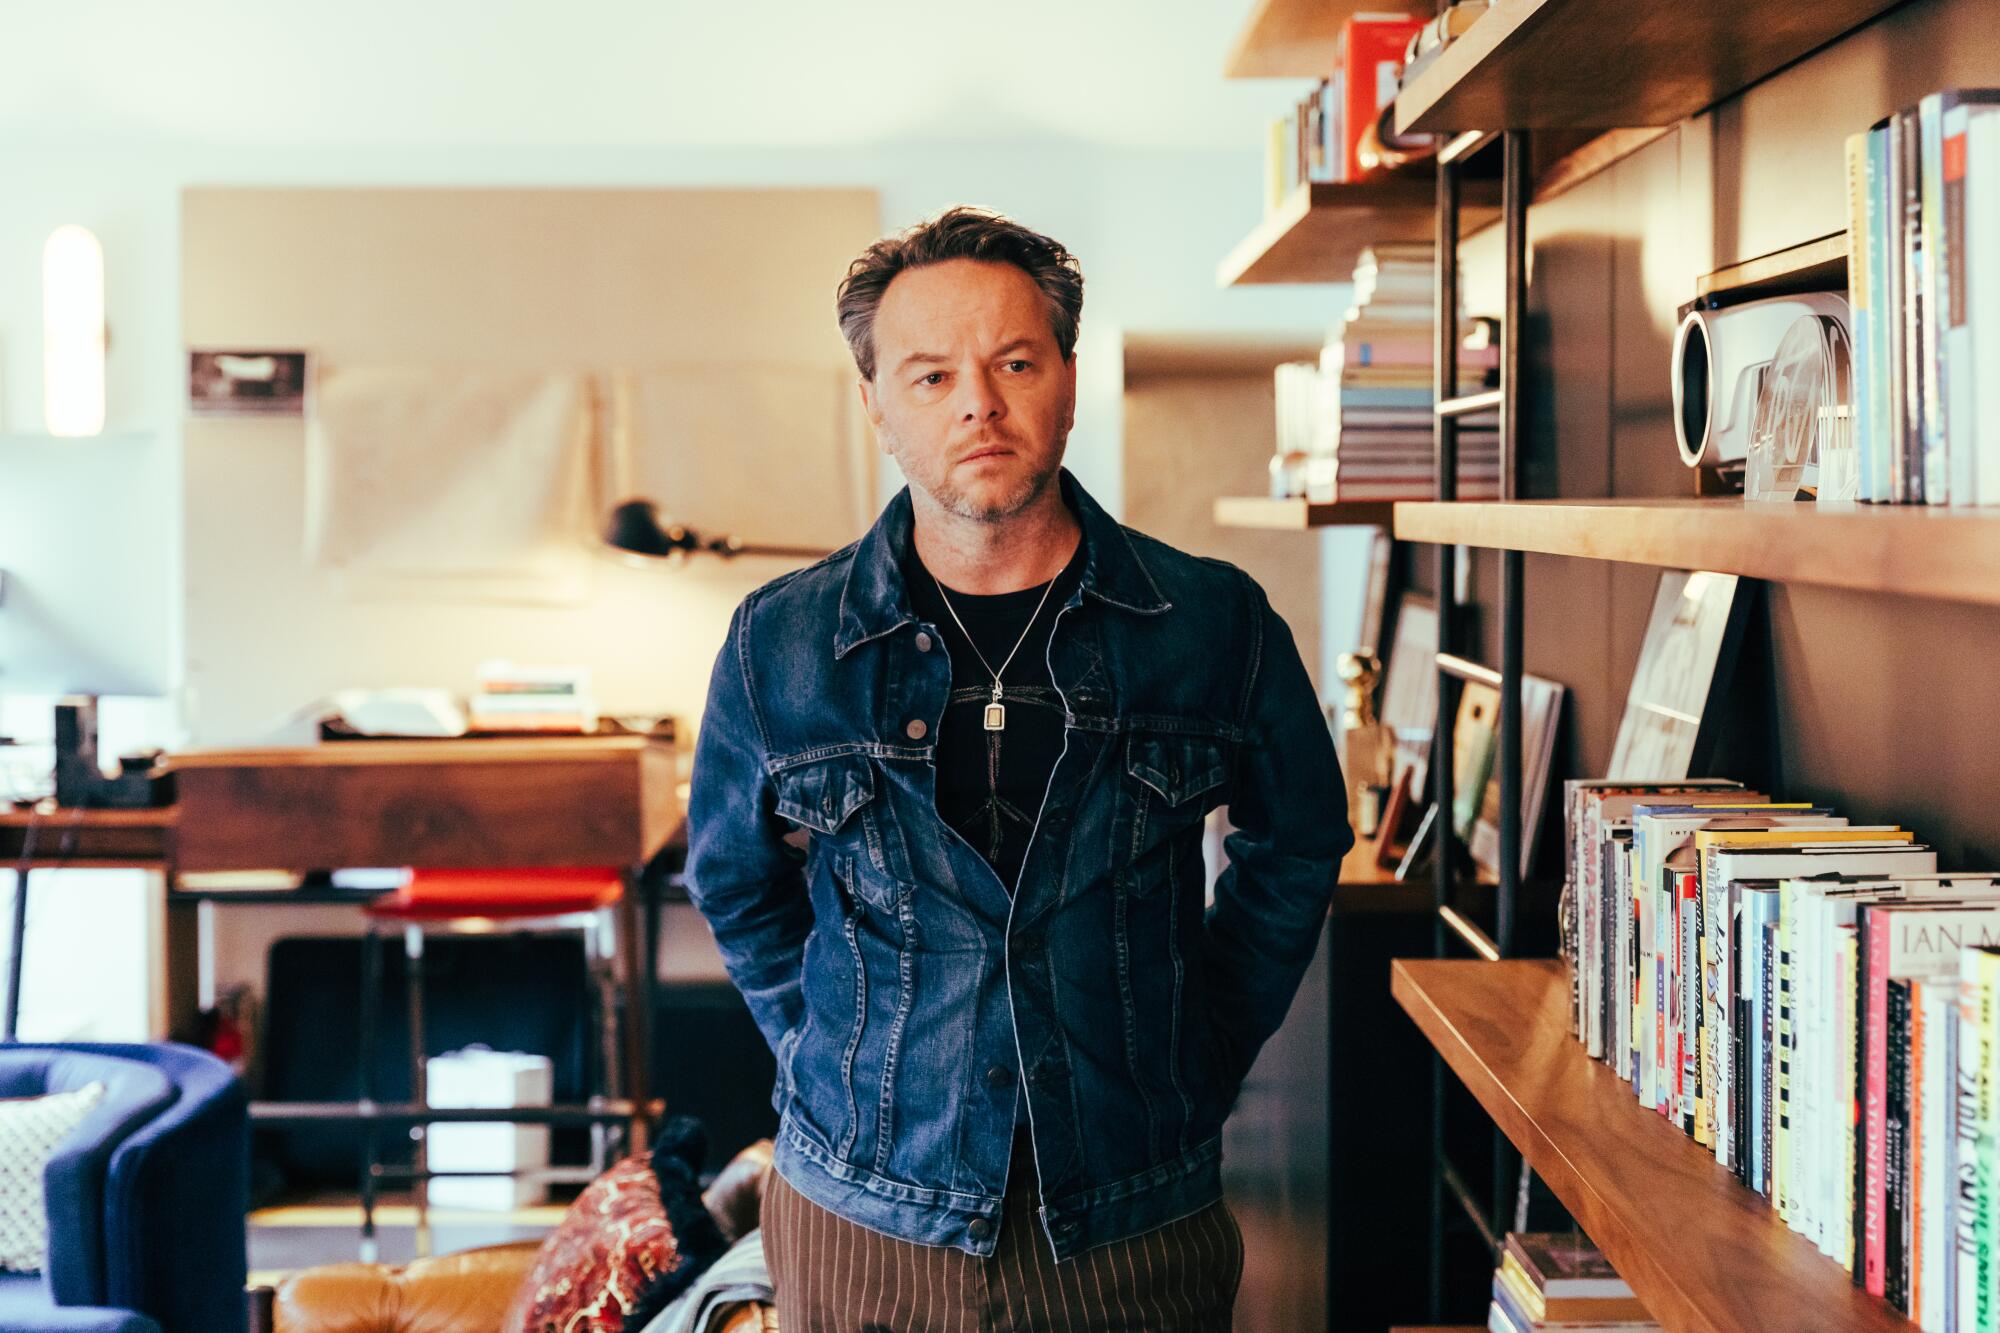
[685,207,1349,1331]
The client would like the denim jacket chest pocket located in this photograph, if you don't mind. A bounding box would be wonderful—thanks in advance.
[771,753,904,913]
[1115,730,1233,896]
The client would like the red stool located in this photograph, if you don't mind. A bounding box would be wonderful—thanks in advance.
[356,865,632,1259]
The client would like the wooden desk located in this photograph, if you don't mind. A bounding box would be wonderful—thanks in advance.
[163,735,678,872]
[0,807,176,868]
[7,736,681,1137]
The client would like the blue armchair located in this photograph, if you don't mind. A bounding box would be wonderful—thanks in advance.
[0,1043,248,1333]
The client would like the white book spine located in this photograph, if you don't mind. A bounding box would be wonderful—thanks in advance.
[1972,114,2000,506]
[1921,979,1954,1331]
[1955,953,1984,1325]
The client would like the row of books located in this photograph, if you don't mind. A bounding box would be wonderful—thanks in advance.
[1563,778,2000,1329]
[1844,87,2000,505]
[1486,1231,1658,1333]
[1262,12,1423,206]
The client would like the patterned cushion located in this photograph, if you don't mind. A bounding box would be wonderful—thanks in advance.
[0,1081,105,1272]
[502,1115,729,1333]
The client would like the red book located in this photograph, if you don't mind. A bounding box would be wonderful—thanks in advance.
[1862,907,1891,1298]
[1338,13,1426,181]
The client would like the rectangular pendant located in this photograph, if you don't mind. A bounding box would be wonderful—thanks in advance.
[983,702,1006,731]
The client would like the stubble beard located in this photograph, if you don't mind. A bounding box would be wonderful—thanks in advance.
[887,424,1069,523]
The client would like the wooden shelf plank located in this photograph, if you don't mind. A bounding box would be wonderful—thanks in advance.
[1391,497,2000,606]
[1394,0,1907,135]
[1696,232,1849,304]
[1219,179,1501,287]
[1214,496,1397,529]
[1392,958,1912,1333]
[1223,0,1382,79]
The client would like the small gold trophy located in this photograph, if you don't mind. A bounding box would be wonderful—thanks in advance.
[1335,651,1395,838]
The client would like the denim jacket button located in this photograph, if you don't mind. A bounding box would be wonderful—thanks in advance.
[985,1064,1014,1088]
[968,1217,992,1240]
[915,631,934,652]
[905,718,928,740]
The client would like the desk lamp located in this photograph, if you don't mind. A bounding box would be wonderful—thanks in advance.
[601,499,828,562]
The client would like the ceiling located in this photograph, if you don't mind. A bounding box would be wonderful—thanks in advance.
[3,1,1300,151]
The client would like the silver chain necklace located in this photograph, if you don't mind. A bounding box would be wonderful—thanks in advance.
[929,568,1060,732]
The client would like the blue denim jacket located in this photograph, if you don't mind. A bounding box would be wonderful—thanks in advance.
[684,469,1349,1261]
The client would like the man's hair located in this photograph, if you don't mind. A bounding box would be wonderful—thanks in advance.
[836,206,1085,381]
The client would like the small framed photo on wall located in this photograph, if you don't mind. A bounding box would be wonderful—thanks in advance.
[188,350,309,417]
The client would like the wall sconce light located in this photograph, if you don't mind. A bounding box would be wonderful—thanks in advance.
[43,224,106,438]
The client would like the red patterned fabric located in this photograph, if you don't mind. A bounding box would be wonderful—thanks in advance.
[502,1152,689,1333]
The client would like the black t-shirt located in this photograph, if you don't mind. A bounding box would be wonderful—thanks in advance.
[904,532,1087,896]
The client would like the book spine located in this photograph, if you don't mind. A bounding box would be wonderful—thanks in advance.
[1761,918,1779,1195]
[1920,92,1951,504]
[1713,875,1734,1170]
[1848,130,1879,503]
[1973,114,2000,508]
[1776,893,1796,1216]
[1900,104,1930,504]
[1924,981,1955,1331]
[1978,952,2000,1333]
[1949,990,1965,1333]
[1945,103,1979,508]
[1904,980,1920,1312]
[1683,873,1702,1135]
[1865,908,1891,1296]
[1733,886,1752,1186]
[1837,928,1860,1271]
[1624,846,1639,1088]
[1870,123,1898,502]
[1632,856,1648,1096]
[1887,978,1911,1311]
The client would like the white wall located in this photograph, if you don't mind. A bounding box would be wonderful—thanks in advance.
[0,136,1349,1032]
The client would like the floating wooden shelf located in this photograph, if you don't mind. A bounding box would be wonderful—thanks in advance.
[1392,497,2000,606]
[1214,496,1398,529]
[1219,179,1502,287]
[1394,0,1908,135]
[1223,0,1379,79]
[1392,958,1913,1333]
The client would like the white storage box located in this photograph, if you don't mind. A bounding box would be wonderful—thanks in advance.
[424,1046,553,1210]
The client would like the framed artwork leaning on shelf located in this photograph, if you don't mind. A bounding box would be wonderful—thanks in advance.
[1607,571,1751,781]
[1437,653,1567,882]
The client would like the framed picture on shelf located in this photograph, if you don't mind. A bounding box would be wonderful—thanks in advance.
[1356,527,1398,658]
[1607,571,1749,781]
[1430,654,1567,881]
[1379,595,1438,792]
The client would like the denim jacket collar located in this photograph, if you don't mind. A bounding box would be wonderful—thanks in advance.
[832,466,1171,660]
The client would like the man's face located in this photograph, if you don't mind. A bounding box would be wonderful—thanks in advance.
[859,258,1077,522]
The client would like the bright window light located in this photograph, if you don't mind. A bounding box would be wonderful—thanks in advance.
[43,224,106,438]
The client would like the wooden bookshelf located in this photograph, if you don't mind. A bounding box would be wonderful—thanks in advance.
[1394,0,1909,135]
[1695,232,1849,305]
[1392,958,1912,1333]
[1391,497,2000,607]
[1219,179,1502,287]
[1222,0,1374,79]
[1214,496,1397,529]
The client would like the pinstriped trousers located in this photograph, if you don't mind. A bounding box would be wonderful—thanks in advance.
[761,1128,1244,1331]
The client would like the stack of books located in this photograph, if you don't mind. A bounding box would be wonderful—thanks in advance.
[1845,86,2000,505]
[1488,1232,1658,1333]
[468,661,597,734]
[1298,243,1500,503]
[1561,778,2000,1326]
